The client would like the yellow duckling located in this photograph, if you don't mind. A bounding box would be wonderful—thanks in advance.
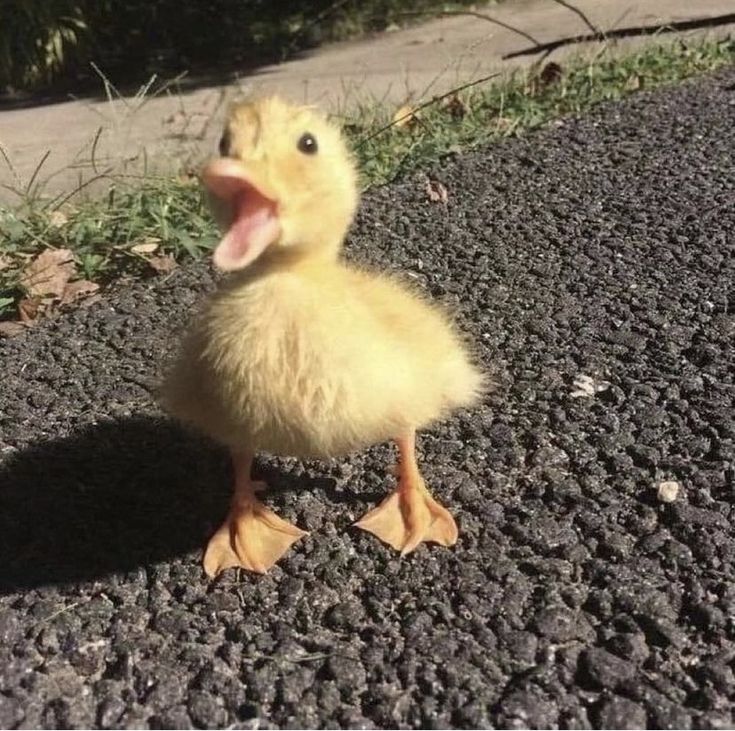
[162,96,484,576]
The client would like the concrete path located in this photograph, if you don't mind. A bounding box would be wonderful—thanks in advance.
[1,66,734,728]
[1,0,734,203]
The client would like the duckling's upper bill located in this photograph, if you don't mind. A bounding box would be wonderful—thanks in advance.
[203,159,281,271]
[203,96,359,271]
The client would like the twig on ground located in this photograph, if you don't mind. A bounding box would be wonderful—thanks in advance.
[33,601,82,629]
[396,9,542,47]
[504,12,735,59]
[357,71,500,148]
[550,0,602,37]
[241,651,361,665]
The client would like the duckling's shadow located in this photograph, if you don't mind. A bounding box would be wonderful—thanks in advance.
[0,416,326,594]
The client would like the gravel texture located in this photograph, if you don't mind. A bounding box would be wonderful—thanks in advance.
[1,68,735,729]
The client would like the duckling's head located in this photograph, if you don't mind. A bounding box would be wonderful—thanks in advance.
[203,96,359,271]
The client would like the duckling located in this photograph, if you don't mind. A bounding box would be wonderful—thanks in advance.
[161,96,484,576]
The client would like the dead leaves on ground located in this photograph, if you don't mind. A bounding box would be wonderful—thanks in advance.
[391,91,471,134]
[130,238,178,274]
[425,178,449,204]
[0,321,28,338]
[392,104,420,130]
[130,241,160,255]
[19,248,100,308]
[442,93,469,119]
[0,248,100,337]
[0,239,180,336]
[527,61,564,95]
[20,249,77,299]
[147,254,177,273]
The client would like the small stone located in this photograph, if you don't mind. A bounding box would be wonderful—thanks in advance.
[649,697,692,729]
[657,481,680,503]
[570,374,610,398]
[533,606,594,642]
[597,697,647,729]
[503,630,538,669]
[326,654,367,693]
[324,601,365,630]
[153,705,192,729]
[580,647,636,688]
[456,700,491,727]
[97,696,127,729]
[187,690,227,728]
[0,610,21,645]
[498,689,559,728]
[0,695,24,728]
[699,661,735,693]
[608,633,650,664]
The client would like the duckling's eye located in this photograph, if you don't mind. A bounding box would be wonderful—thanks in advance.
[219,129,231,157]
[297,132,318,155]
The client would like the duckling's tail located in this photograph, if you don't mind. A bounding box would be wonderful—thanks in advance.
[442,353,488,411]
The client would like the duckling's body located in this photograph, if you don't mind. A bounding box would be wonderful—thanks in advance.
[161,96,483,576]
[165,254,480,458]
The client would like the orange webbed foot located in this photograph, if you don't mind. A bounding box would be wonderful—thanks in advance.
[355,476,458,554]
[203,454,307,577]
[355,432,458,554]
[204,494,307,576]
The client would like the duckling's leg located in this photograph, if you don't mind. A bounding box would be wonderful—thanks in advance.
[203,450,307,577]
[355,431,458,554]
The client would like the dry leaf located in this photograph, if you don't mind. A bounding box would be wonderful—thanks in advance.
[18,297,43,323]
[131,241,160,255]
[425,179,448,204]
[625,75,642,92]
[21,248,76,298]
[0,321,28,338]
[494,116,515,133]
[61,279,100,306]
[79,294,102,309]
[48,210,68,228]
[539,61,563,87]
[393,104,419,129]
[442,93,469,119]
[148,255,177,274]
[527,62,564,95]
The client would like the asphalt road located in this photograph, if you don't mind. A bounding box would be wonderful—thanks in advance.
[1,68,734,729]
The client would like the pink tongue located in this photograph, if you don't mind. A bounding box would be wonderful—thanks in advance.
[213,190,280,271]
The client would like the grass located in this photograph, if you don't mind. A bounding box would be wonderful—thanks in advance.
[1,36,734,320]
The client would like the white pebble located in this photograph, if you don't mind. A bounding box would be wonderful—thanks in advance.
[570,374,610,398]
[657,480,680,503]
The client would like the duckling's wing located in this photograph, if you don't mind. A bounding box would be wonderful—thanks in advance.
[336,266,484,427]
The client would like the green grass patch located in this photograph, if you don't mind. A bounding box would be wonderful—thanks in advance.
[350,37,735,186]
[1,36,733,320]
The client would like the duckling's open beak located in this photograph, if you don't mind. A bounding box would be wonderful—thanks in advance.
[202,158,281,271]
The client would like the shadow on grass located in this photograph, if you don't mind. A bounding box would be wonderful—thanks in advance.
[0,415,332,594]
